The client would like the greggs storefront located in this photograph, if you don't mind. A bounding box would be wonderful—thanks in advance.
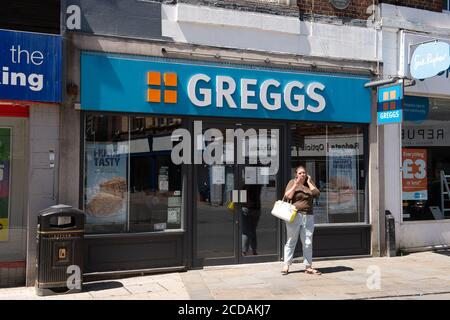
[79,51,373,274]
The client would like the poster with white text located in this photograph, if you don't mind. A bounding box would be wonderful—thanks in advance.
[402,148,428,201]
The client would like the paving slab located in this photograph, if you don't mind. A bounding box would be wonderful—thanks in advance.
[1,251,450,300]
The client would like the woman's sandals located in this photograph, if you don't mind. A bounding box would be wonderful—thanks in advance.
[305,267,322,275]
[281,265,289,275]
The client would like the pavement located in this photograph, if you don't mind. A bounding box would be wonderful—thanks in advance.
[1,251,450,300]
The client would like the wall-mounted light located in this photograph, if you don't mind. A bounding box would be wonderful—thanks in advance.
[49,150,55,168]
[66,83,79,98]
[403,79,416,87]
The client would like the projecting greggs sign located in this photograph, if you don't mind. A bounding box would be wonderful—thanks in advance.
[81,52,371,123]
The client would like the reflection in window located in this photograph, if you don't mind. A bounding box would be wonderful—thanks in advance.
[84,114,183,234]
[129,117,183,232]
[290,123,366,223]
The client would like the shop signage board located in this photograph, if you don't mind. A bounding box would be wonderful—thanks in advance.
[402,148,428,201]
[377,83,403,125]
[0,29,62,103]
[81,52,372,123]
[410,41,450,80]
[0,128,11,241]
[403,33,450,97]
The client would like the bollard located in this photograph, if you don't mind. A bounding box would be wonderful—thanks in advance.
[385,210,396,257]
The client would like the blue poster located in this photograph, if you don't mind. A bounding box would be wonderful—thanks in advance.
[85,142,128,226]
[404,96,429,123]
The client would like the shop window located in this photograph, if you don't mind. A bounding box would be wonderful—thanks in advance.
[402,97,450,221]
[0,118,27,265]
[290,123,367,224]
[129,116,182,232]
[444,0,450,11]
[83,114,183,234]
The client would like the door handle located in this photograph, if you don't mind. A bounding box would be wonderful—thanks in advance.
[232,190,239,203]
[240,190,247,203]
[231,190,247,203]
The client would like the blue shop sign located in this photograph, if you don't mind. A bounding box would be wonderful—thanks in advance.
[377,83,403,125]
[0,29,62,103]
[410,41,450,80]
[81,52,371,123]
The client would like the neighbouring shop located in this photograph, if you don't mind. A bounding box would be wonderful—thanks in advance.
[79,51,372,273]
[401,33,450,222]
[382,31,450,252]
[402,96,450,221]
[0,28,61,286]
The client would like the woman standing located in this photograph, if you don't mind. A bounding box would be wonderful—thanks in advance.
[282,165,321,275]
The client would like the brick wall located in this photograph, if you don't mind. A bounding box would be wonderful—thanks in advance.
[179,0,299,17]
[297,0,374,20]
[296,0,443,20]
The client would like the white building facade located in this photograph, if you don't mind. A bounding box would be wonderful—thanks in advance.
[57,0,384,282]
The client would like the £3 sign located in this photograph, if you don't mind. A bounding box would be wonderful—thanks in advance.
[402,148,428,201]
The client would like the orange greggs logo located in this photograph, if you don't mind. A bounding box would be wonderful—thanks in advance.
[382,89,398,111]
[145,70,327,114]
[147,71,177,104]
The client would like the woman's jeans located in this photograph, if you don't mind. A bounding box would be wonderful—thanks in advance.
[283,212,315,267]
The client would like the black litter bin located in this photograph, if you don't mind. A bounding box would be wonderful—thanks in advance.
[35,205,84,296]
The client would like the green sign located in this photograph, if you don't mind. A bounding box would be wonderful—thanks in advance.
[0,128,11,241]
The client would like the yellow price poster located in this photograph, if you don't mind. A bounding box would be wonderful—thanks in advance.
[0,128,11,241]
[0,218,8,241]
